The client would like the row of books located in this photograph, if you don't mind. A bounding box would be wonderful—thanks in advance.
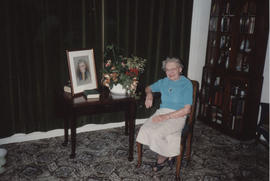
[211,106,223,125]
[235,53,249,72]
[209,16,232,33]
[230,115,243,131]
[229,96,245,116]
[211,1,231,16]
[210,90,223,106]
[64,84,100,99]
[202,92,245,117]
[200,103,244,131]
[240,16,255,34]
[201,85,224,107]
[200,104,223,125]
[226,84,246,131]
[210,6,255,34]
[208,34,231,49]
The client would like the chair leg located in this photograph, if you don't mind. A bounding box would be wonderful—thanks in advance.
[136,142,142,168]
[185,132,193,162]
[176,144,184,179]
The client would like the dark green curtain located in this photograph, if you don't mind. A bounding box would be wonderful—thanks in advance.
[1,0,193,138]
[1,0,102,138]
[104,0,194,85]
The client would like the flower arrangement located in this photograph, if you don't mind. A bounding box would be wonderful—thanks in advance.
[101,44,147,96]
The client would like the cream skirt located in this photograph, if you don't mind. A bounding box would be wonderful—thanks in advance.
[136,108,186,157]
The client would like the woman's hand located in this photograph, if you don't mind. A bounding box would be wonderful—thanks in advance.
[152,105,191,123]
[152,114,169,122]
[145,93,153,108]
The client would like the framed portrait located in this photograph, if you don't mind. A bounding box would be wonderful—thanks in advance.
[66,49,98,95]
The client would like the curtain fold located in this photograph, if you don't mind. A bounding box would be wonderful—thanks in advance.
[153,0,166,80]
[145,0,155,84]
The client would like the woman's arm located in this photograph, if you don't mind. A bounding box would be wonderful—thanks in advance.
[145,86,153,108]
[152,105,191,122]
[167,105,191,119]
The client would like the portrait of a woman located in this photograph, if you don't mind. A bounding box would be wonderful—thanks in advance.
[136,57,193,172]
[76,59,91,86]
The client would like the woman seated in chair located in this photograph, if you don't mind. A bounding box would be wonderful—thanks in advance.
[136,57,193,172]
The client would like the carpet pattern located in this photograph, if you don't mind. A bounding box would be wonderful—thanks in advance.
[0,121,268,181]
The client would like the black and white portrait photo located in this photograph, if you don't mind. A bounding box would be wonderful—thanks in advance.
[66,49,97,95]
[73,56,92,86]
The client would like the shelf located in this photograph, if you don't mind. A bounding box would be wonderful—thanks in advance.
[219,48,231,51]
[240,14,256,18]
[219,32,232,36]
[202,65,264,79]
[221,14,235,17]
[199,0,268,141]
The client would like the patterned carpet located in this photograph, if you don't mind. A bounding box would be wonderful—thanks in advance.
[0,121,268,181]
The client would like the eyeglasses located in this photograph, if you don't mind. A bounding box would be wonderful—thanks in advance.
[165,68,178,73]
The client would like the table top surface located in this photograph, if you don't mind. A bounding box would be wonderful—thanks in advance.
[62,89,136,107]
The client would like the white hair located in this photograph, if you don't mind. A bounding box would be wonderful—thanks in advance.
[162,57,184,71]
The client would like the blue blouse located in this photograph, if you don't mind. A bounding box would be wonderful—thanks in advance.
[150,76,193,110]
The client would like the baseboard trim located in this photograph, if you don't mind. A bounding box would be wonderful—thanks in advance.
[0,119,147,145]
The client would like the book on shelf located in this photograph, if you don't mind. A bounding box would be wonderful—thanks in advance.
[216,119,222,125]
[231,115,236,130]
[83,89,100,99]
[230,96,245,116]
[236,99,245,116]
[202,104,208,117]
[230,114,243,131]
[213,91,223,106]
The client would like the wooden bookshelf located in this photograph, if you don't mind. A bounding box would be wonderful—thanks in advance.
[198,0,268,140]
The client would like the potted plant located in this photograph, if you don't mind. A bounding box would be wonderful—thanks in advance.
[101,44,147,96]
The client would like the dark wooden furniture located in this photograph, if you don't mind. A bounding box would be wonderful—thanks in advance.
[198,0,269,140]
[60,89,137,161]
[136,80,199,180]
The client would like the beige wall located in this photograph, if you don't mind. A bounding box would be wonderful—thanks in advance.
[187,0,211,87]
[261,35,269,103]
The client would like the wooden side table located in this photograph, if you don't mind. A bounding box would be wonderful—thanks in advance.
[60,90,137,161]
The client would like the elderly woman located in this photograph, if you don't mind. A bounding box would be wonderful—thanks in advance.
[76,59,91,85]
[136,57,193,172]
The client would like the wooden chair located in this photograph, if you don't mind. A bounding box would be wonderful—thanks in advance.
[136,80,199,180]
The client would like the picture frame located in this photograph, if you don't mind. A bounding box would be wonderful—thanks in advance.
[66,49,98,95]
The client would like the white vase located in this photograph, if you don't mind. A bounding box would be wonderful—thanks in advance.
[110,84,127,96]
[0,148,7,174]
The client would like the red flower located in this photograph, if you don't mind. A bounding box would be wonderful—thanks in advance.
[125,68,139,77]
[130,68,139,76]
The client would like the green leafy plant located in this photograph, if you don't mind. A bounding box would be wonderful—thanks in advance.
[101,44,147,95]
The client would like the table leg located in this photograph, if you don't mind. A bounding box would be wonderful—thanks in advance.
[125,110,129,136]
[62,116,69,146]
[128,101,136,161]
[70,113,76,159]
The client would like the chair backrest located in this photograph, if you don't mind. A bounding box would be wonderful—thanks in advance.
[187,80,199,125]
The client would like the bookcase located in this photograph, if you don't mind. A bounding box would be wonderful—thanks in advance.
[198,0,268,140]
